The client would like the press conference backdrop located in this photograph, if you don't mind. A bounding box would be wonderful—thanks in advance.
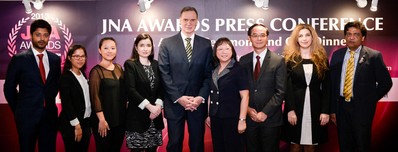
[0,0,397,151]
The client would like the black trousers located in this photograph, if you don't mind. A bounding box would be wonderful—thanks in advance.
[16,109,57,152]
[92,125,125,152]
[210,117,244,152]
[336,97,372,152]
[61,118,91,152]
[246,121,281,152]
[166,110,205,152]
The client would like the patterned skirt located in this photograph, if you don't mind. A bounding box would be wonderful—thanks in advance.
[126,121,163,149]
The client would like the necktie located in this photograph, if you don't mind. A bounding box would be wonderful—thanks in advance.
[343,51,355,102]
[37,54,46,84]
[185,38,192,62]
[254,55,261,80]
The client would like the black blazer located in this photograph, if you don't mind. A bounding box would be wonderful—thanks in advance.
[330,46,392,124]
[239,50,287,127]
[282,59,330,144]
[4,48,61,126]
[124,59,164,133]
[158,32,213,120]
[58,70,90,131]
[209,62,249,118]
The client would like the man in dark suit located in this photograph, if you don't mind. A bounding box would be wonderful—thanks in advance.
[158,6,213,152]
[330,21,392,152]
[3,19,61,152]
[240,23,287,152]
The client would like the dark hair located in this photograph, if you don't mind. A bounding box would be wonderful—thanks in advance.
[212,37,237,66]
[99,37,117,48]
[30,19,52,35]
[131,33,154,61]
[247,23,269,36]
[180,6,198,18]
[344,21,367,38]
[63,44,87,73]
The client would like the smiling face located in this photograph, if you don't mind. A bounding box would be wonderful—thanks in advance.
[216,42,233,64]
[136,38,152,59]
[249,25,268,53]
[298,28,313,49]
[98,39,117,61]
[179,10,198,36]
[69,48,86,71]
[31,28,50,53]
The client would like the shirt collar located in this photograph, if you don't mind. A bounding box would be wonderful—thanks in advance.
[32,47,48,57]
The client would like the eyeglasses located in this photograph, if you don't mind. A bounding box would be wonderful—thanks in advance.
[250,34,267,38]
[71,55,86,59]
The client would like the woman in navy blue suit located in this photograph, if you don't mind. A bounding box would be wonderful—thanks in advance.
[59,45,92,152]
[124,33,164,152]
[206,37,249,152]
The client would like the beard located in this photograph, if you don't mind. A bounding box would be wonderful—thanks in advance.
[32,40,47,51]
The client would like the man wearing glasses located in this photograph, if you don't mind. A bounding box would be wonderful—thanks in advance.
[240,23,287,152]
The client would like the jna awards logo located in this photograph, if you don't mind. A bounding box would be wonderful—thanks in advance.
[7,14,74,64]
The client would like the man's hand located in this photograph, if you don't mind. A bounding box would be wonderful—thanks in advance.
[248,107,258,121]
[256,112,267,122]
[177,96,194,111]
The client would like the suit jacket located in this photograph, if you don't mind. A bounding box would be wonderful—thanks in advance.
[330,46,392,124]
[158,32,213,119]
[58,70,90,131]
[282,59,330,144]
[4,48,61,125]
[209,61,249,118]
[124,59,164,133]
[239,50,287,127]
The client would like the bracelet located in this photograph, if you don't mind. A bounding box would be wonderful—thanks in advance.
[239,118,246,121]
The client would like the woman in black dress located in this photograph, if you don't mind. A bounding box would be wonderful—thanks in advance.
[89,37,126,152]
[124,33,164,152]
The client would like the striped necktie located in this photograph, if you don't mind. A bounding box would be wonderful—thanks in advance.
[185,38,192,62]
[343,51,355,102]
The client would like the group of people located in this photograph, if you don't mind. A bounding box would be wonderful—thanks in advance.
[3,6,392,152]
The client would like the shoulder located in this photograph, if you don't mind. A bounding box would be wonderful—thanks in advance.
[60,71,74,83]
[195,35,211,42]
[114,63,123,71]
[331,47,346,56]
[12,50,31,59]
[240,52,253,61]
[268,50,285,63]
[362,46,380,55]
[89,65,101,74]
[233,62,246,72]
[124,59,135,66]
[162,33,180,43]
[151,60,159,66]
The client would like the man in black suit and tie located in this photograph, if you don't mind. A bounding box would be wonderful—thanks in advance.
[240,23,287,152]
[158,6,213,152]
[3,19,61,152]
[330,21,392,152]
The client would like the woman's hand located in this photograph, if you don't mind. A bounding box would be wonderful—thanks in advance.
[288,110,297,125]
[98,119,110,137]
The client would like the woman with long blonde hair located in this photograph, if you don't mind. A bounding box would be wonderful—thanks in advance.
[282,24,330,152]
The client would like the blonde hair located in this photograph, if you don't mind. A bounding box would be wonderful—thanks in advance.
[283,24,328,79]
